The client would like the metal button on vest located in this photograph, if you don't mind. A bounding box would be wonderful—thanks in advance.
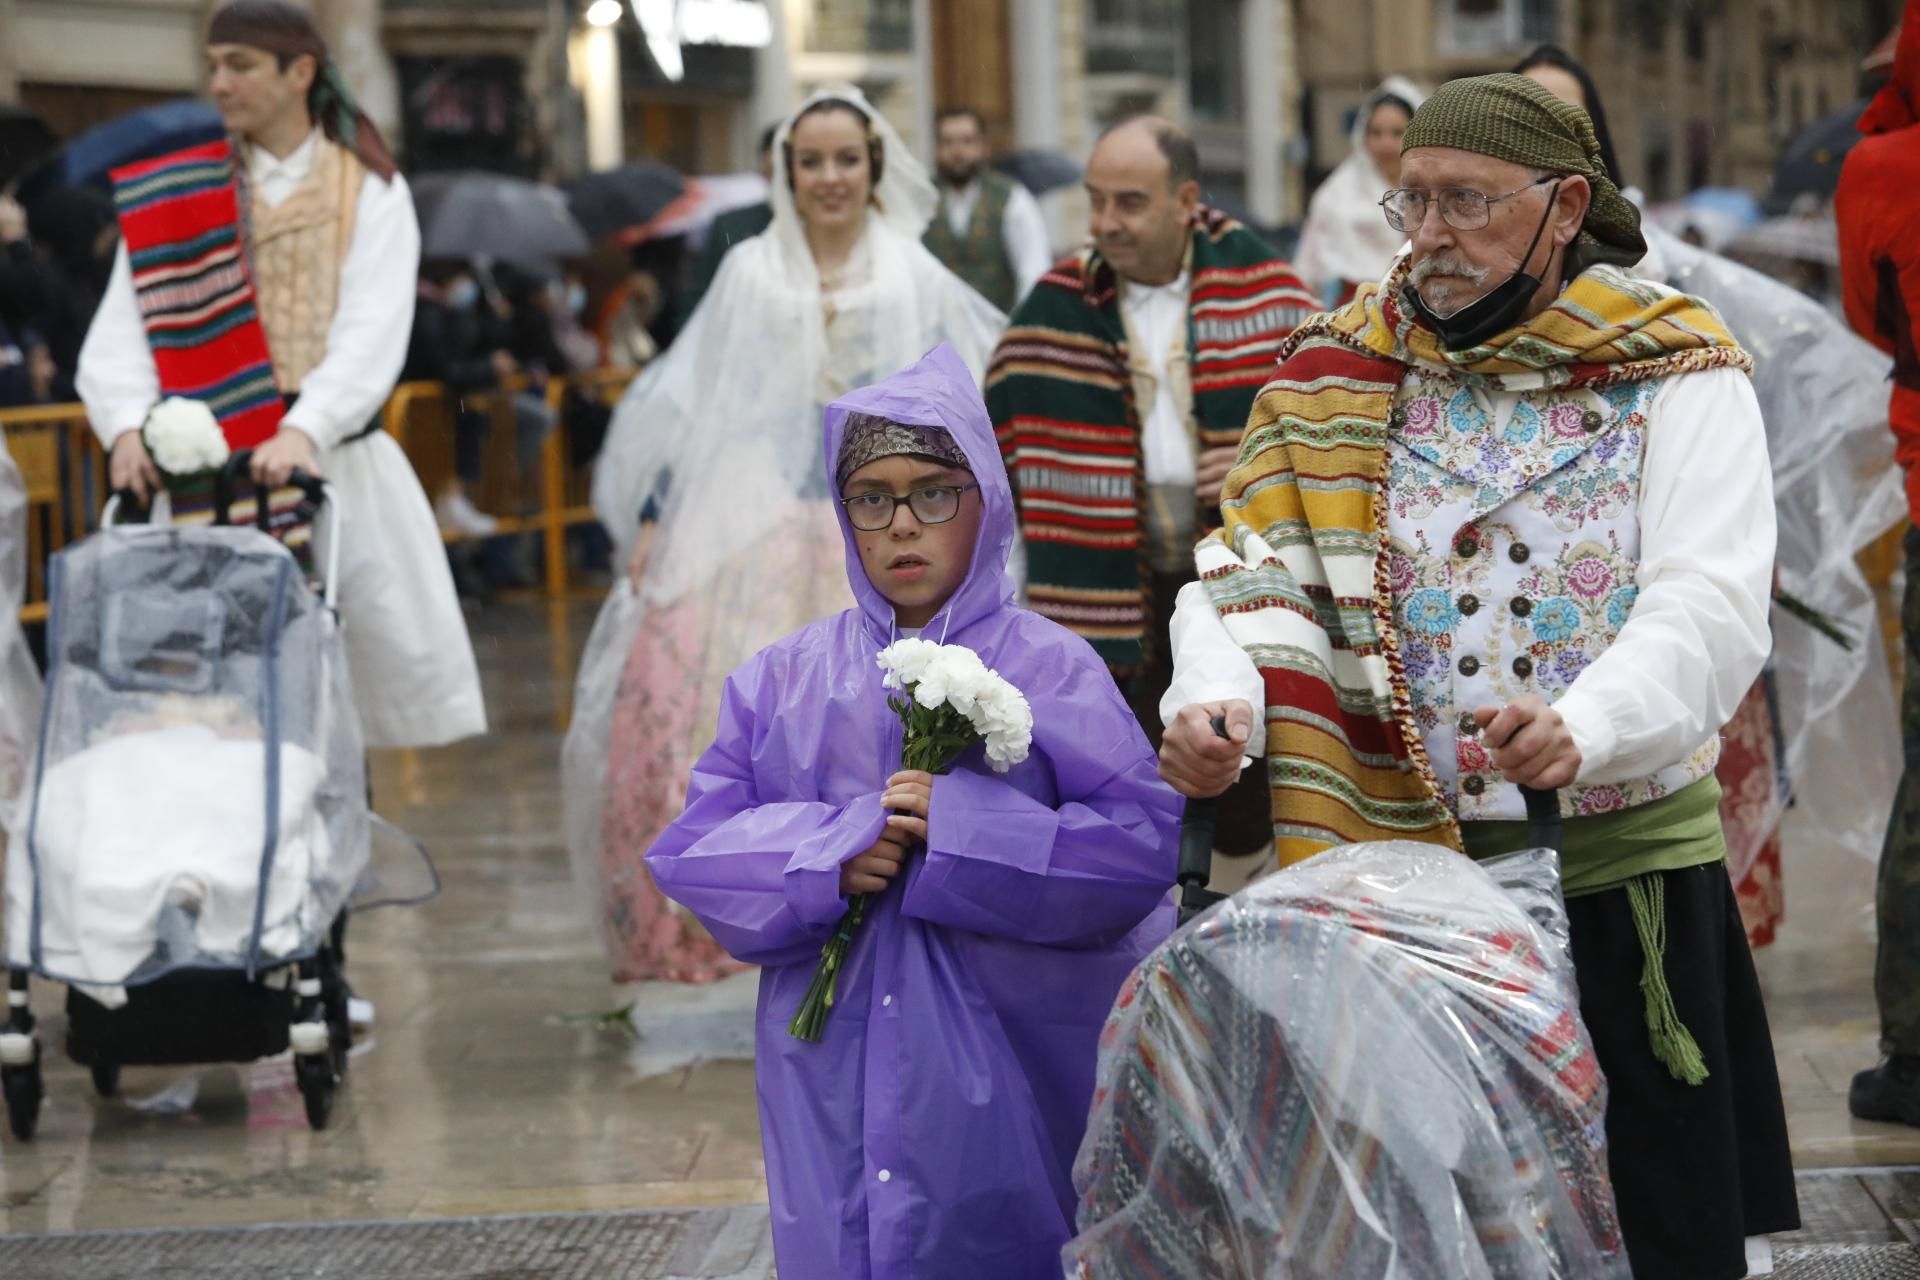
[1508,542,1531,564]
[1459,593,1481,616]
[1462,775,1486,797]
[1458,711,1479,736]
[1581,409,1603,433]
[1513,656,1534,679]
[1455,534,1480,559]
[1511,596,1533,618]
[1458,655,1480,677]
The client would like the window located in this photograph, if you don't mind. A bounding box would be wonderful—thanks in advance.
[399,56,536,177]
[805,0,911,54]
[1087,0,1181,78]
[1439,0,1557,55]
[1519,0,1559,45]
[1187,0,1244,123]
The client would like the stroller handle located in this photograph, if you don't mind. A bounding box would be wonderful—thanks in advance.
[1175,718,1565,926]
[100,451,344,613]
[213,450,326,529]
[218,451,343,613]
[1175,715,1232,926]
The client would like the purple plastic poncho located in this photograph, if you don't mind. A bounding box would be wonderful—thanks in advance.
[647,342,1180,1280]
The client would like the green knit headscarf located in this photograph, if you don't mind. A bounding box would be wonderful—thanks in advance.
[1400,72,1645,275]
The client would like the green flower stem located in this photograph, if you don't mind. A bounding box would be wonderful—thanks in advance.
[787,686,982,1042]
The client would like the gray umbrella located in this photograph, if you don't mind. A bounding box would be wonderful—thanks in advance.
[411,170,591,263]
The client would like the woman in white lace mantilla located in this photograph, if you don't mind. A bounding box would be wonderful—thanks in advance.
[565,87,1006,986]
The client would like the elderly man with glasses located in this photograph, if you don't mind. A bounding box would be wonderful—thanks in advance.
[1157,73,1798,1278]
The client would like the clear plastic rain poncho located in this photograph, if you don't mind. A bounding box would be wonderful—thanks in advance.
[0,439,43,832]
[1640,224,1903,879]
[4,523,368,1000]
[1066,842,1629,1280]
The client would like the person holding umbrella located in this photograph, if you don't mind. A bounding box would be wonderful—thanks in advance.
[75,2,484,764]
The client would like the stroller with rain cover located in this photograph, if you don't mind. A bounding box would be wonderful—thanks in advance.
[2,456,421,1138]
[1068,783,1632,1278]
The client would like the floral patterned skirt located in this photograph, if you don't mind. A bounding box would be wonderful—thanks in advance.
[596,501,854,983]
[1717,677,1786,948]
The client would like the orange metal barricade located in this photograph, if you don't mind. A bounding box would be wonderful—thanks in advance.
[0,405,107,624]
[4,369,633,622]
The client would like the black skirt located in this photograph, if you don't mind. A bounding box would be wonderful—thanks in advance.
[1567,862,1801,1280]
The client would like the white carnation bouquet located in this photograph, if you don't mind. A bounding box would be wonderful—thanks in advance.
[789,639,1034,1042]
[142,396,231,479]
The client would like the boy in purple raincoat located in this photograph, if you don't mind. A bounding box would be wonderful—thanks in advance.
[647,342,1181,1279]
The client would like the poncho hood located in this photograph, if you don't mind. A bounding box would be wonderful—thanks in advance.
[822,342,1015,639]
[1860,2,1917,134]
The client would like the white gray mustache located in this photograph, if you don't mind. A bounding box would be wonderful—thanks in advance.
[1409,254,1491,288]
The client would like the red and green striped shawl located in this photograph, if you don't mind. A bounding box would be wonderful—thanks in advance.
[110,139,285,450]
[986,208,1319,670]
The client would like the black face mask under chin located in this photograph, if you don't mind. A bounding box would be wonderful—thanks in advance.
[1405,180,1562,352]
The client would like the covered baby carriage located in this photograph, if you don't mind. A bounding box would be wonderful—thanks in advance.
[3,460,380,1138]
[1066,797,1631,1278]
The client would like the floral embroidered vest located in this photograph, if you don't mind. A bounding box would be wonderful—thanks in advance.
[1384,367,1720,821]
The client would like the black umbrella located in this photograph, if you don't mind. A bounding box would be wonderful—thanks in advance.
[1765,98,1868,214]
[563,161,686,240]
[0,104,58,190]
[412,170,591,263]
[993,149,1082,195]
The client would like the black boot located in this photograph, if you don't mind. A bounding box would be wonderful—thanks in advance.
[1848,1055,1920,1126]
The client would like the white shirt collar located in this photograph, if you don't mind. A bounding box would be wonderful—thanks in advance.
[1121,269,1190,309]
[247,128,321,186]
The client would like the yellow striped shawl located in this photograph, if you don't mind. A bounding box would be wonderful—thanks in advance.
[1200,262,1752,866]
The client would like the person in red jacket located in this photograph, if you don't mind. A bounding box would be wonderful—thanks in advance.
[1837,0,1920,1128]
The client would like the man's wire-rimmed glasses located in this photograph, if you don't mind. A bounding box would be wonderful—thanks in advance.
[1378,175,1557,232]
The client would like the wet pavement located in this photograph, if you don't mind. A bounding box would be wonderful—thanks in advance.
[0,595,1916,1266]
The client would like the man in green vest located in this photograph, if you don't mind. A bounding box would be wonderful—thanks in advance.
[925,107,1052,312]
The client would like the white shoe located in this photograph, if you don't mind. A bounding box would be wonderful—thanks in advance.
[347,996,375,1029]
[435,491,500,538]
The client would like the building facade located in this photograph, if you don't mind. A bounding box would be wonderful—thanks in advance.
[1291,0,1892,203]
[0,0,1895,216]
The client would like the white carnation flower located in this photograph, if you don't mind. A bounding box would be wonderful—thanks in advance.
[875,639,1033,773]
[142,397,230,477]
[877,637,939,690]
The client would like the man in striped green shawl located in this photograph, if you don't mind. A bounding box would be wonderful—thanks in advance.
[1159,73,1799,1277]
[987,115,1318,855]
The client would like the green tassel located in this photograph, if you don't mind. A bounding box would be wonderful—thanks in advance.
[1626,874,1710,1086]
[319,63,363,154]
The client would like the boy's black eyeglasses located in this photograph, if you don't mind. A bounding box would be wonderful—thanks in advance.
[840,484,979,532]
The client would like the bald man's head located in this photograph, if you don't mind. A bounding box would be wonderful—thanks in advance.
[1086,115,1200,285]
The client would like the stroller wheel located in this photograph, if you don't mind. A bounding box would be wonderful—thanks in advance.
[90,1061,121,1098]
[2,1044,44,1141]
[295,1052,335,1131]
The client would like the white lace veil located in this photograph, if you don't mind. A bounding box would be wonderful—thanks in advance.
[1292,76,1425,298]
[588,85,1005,607]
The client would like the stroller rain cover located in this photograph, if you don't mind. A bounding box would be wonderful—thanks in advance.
[5,523,369,992]
[1065,842,1630,1279]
